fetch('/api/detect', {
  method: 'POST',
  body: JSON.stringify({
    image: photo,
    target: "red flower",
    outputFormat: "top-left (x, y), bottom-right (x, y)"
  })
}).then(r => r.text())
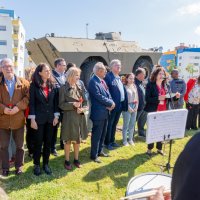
top-left (7, 104), bottom-right (13, 109)
top-left (79, 97), bottom-right (83, 103)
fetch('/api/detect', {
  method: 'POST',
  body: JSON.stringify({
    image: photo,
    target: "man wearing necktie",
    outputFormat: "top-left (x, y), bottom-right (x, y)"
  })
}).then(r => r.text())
top-left (88, 62), bottom-right (115, 163)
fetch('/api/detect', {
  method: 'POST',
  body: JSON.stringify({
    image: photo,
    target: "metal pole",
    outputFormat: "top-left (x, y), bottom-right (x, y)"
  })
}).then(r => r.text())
top-left (86, 23), bottom-right (89, 39)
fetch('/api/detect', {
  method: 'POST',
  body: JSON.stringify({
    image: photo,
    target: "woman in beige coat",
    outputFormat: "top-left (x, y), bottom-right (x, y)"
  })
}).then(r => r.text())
top-left (59, 67), bottom-right (88, 170)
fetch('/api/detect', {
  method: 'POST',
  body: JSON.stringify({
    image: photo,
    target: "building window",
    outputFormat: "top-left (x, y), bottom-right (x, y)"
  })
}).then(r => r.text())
top-left (0, 25), bottom-right (6, 31)
top-left (13, 30), bottom-right (19, 34)
top-left (194, 63), bottom-right (199, 66)
top-left (179, 56), bottom-right (182, 60)
top-left (194, 56), bottom-right (200, 59)
top-left (0, 40), bottom-right (7, 45)
top-left (14, 56), bottom-right (18, 62)
top-left (179, 63), bottom-right (181, 66)
top-left (0, 54), bottom-right (7, 59)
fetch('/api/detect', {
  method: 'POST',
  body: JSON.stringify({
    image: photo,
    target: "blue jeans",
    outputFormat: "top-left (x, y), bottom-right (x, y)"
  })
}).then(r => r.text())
top-left (122, 103), bottom-right (137, 143)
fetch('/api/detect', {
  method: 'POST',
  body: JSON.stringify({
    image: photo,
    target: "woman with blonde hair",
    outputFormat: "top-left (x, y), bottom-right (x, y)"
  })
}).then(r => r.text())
top-left (59, 67), bottom-right (88, 170)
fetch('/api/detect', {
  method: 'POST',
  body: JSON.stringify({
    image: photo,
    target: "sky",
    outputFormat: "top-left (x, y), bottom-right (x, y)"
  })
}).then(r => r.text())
top-left (1, 0), bottom-right (200, 51)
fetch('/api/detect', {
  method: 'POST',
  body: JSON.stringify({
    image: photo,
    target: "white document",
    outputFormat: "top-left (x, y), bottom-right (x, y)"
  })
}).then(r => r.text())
top-left (146, 109), bottom-right (188, 144)
top-left (165, 93), bottom-right (176, 98)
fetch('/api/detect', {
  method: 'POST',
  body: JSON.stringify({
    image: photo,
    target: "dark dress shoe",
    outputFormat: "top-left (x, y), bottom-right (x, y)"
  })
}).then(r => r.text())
top-left (64, 161), bottom-right (72, 170)
top-left (33, 165), bottom-right (41, 176)
top-left (43, 164), bottom-right (52, 175)
top-left (98, 152), bottom-right (110, 157)
top-left (73, 160), bottom-right (82, 168)
top-left (111, 142), bottom-right (120, 148)
top-left (92, 157), bottom-right (102, 163)
top-left (15, 168), bottom-right (23, 175)
top-left (51, 150), bottom-right (58, 157)
top-left (2, 170), bottom-right (9, 177)
top-left (106, 144), bottom-right (114, 150)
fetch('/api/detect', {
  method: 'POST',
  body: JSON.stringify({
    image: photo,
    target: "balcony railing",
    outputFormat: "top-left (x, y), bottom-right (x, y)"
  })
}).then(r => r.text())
top-left (12, 19), bottom-right (20, 26)
top-left (12, 34), bottom-right (19, 40)
top-left (13, 47), bottom-right (18, 54)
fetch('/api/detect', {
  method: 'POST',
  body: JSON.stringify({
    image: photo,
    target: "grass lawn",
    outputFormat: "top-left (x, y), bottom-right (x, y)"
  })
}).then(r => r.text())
top-left (0, 119), bottom-right (197, 200)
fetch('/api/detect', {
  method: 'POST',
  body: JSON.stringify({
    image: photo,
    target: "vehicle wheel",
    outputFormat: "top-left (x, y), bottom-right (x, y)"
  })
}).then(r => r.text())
top-left (80, 60), bottom-right (97, 88)
top-left (133, 58), bottom-right (153, 79)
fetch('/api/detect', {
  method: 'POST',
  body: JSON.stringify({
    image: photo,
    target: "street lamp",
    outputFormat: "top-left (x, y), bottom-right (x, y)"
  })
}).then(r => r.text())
top-left (86, 23), bottom-right (89, 39)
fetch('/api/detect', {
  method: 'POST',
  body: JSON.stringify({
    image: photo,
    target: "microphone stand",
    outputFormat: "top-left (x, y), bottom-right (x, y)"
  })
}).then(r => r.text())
top-left (161, 82), bottom-right (175, 173)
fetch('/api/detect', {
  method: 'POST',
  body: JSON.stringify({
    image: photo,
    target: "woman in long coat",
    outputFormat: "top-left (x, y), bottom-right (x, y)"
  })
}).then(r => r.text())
top-left (59, 67), bottom-right (88, 170)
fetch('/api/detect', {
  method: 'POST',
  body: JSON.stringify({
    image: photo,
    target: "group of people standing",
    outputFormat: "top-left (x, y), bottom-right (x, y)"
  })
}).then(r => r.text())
top-left (0, 56), bottom-right (199, 177)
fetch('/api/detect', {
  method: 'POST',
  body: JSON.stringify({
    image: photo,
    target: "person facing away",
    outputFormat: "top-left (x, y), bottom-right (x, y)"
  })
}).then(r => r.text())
top-left (88, 62), bottom-right (115, 163)
top-left (169, 69), bottom-right (186, 109)
top-left (135, 68), bottom-right (147, 137)
top-left (59, 67), bottom-right (88, 170)
top-left (51, 58), bottom-right (67, 152)
top-left (122, 73), bottom-right (138, 146)
top-left (0, 58), bottom-right (29, 177)
top-left (29, 63), bottom-right (59, 176)
top-left (104, 59), bottom-right (128, 150)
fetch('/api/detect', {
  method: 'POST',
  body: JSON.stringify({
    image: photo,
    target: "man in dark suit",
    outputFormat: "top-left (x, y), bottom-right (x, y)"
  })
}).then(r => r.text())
top-left (104, 59), bottom-right (128, 150)
top-left (88, 62), bottom-right (115, 163)
top-left (135, 68), bottom-right (147, 137)
top-left (51, 58), bottom-right (67, 154)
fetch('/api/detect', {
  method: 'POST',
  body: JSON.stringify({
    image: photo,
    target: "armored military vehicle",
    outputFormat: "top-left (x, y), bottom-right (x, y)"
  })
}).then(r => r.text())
top-left (26, 32), bottom-right (161, 87)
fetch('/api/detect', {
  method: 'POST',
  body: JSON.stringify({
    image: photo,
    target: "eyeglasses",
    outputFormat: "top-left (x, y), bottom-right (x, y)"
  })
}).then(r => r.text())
top-left (2, 65), bottom-right (13, 69)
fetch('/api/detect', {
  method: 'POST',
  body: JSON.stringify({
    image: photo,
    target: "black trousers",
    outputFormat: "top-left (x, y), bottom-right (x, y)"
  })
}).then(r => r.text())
top-left (105, 108), bottom-right (121, 146)
top-left (136, 110), bottom-right (147, 136)
top-left (91, 119), bottom-right (108, 159)
top-left (33, 123), bottom-right (53, 165)
top-left (186, 103), bottom-right (199, 129)
top-left (26, 119), bottom-right (36, 155)
top-left (148, 142), bottom-right (162, 150)
top-left (51, 123), bottom-right (59, 152)
top-left (198, 104), bottom-right (200, 128)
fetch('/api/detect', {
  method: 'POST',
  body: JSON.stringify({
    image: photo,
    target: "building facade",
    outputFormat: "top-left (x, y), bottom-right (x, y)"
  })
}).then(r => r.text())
top-left (0, 8), bottom-right (25, 77)
top-left (177, 48), bottom-right (200, 81)
top-left (160, 45), bottom-right (200, 81)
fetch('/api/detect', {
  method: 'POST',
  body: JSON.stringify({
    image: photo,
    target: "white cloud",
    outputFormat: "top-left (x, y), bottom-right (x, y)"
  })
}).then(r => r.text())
top-left (194, 26), bottom-right (200, 35)
top-left (177, 2), bottom-right (200, 16)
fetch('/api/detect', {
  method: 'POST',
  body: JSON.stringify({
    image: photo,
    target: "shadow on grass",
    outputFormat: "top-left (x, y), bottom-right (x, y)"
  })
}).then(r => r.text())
top-left (83, 153), bottom-right (149, 189)
top-left (1, 145), bottom-right (91, 194)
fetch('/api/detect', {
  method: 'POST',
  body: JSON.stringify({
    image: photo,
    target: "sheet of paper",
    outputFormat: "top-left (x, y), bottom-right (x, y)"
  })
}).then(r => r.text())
top-left (165, 93), bottom-right (176, 98)
top-left (146, 109), bottom-right (188, 144)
